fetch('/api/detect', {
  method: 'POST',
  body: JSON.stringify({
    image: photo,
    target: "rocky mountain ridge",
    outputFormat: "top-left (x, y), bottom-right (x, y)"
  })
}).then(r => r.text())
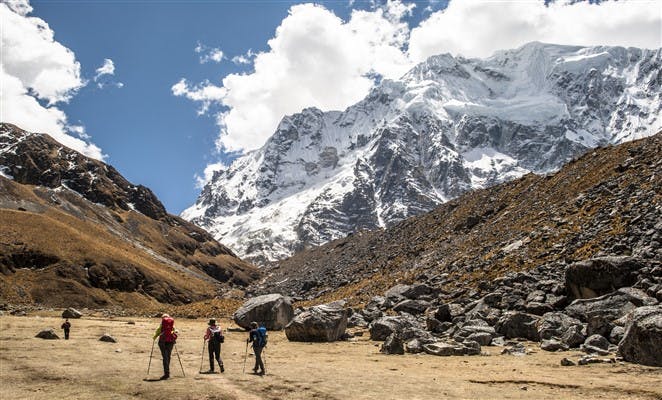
top-left (253, 131), bottom-right (661, 304)
top-left (183, 42), bottom-right (661, 263)
top-left (0, 123), bottom-right (259, 309)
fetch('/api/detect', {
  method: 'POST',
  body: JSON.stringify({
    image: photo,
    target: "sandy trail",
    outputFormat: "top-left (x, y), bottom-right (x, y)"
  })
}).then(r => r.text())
top-left (0, 314), bottom-right (660, 400)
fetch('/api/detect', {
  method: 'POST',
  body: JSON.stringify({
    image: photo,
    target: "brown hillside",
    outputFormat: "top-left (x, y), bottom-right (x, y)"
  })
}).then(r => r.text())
top-left (257, 132), bottom-right (661, 305)
top-left (0, 123), bottom-right (259, 310)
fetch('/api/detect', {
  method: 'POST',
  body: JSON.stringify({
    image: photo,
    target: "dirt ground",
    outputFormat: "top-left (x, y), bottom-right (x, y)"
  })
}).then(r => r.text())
top-left (1, 314), bottom-right (660, 400)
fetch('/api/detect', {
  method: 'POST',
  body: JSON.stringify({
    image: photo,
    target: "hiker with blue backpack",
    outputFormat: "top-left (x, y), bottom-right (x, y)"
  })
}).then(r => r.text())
top-left (247, 321), bottom-right (267, 375)
top-left (203, 318), bottom-right (225, 373)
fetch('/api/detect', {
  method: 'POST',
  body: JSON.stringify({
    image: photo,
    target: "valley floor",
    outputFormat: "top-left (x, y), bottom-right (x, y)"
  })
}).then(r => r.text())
top-left (1, 314), bottom-right (660, 400)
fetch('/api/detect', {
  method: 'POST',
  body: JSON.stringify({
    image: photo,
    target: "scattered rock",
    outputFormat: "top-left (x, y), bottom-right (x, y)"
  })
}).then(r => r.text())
top-left (380, 333), bottom-right (405, 355)
top-left (584, 334), bottom-right (610, 350)
top-left (62, 308), bottom-right (83, 319)
top-left (369, 315), bottom-right (417, 341)
top-left (99, 334), bottom-right (117, 343)
top-left (560, 357), bottom-right (575, 366)
top-left (565, 256), bottom-right (644, 299)
top-left (540, 339), bottom-right (569, 352)
top-left (35, 329), bottom-right (59, 339)
top-left (495, 312), bottom-right (540, 341)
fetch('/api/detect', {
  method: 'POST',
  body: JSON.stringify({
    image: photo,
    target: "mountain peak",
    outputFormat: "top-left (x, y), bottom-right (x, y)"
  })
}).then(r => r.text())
top-left (184, 43), bottom-right (661, 264)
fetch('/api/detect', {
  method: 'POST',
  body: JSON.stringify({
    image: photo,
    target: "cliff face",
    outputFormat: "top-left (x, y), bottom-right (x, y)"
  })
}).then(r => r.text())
top-left (183, 43), bottom-right (661, 263)
top-left (0, 123), bottom-right (259, 308)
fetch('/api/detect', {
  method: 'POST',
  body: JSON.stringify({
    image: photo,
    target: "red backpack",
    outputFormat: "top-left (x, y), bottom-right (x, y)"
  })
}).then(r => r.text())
top-left (161, 317), bottom-right (177, 342)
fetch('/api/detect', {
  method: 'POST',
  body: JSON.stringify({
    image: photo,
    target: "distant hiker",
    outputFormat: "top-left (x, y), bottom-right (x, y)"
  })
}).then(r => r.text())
top-left (247, 321), bottom-right (267, 375)
top-left (204, 318), bottom-right (225, 373)
top-left (61, 319), bottom-right (71, 340)
top-left (153, 313), bottom-right (177, 380)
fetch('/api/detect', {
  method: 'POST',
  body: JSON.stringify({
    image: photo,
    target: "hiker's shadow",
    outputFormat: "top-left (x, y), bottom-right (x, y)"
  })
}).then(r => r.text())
top-left (142, 378), bottom-right (163, 382)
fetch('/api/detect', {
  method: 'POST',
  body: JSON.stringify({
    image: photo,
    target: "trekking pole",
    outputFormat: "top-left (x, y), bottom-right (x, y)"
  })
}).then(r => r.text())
top-left (147, 339), bottom-right (155, 375)
top-left (199, 339), bottom-right (206, 373)
top-left (174, 343), bottom-right (186, 377)
top-left (242, 341), bottom-right (249, 374)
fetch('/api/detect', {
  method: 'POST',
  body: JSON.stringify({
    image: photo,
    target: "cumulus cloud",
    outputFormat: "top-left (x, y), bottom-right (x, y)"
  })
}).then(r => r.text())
top-left (195, 42), bottom-right (225, 63)
top-left (0, 1), bottom-right (104, 159)
top-left (173, 1), bottom-right (414, 153)
top-left (409, 0), bottom-right (662, 61)
top-left (175, 0), bottom-right (661, 160)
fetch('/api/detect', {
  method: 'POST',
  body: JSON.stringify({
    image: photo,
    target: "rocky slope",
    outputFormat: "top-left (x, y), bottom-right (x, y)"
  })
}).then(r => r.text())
top-left (252, 131), bottom-right (661, 304)
top-left (183, 42), bottom-right (661, 263)
top-left (0, 123), bottom-right (259, 309)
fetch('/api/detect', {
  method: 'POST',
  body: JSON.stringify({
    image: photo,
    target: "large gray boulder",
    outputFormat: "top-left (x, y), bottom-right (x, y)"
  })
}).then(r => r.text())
top-left (233, 294), bottom-right (294, 330)
top-left (62, 308), bottom-right (82, 319)
top-left (565, 256), bottom-right (644, 299)
top-left (495, 312), bottom-right (540, 341)
top-left (536, 312), bottom-right (583, 341)
top-left (618, 305), bottom-right (662, 367)
top-left (565, 288), bottom-right (656, 322)
top-left (284, 301), bottom-right (349, 342)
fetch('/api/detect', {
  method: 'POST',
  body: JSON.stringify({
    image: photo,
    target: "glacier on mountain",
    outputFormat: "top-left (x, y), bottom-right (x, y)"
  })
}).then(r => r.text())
top-left (182, 42), bottom-right (661, 263)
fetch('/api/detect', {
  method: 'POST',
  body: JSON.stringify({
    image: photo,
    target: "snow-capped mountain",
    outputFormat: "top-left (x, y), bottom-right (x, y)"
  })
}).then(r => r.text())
top-left (182, 42), bottom-right (661, 263)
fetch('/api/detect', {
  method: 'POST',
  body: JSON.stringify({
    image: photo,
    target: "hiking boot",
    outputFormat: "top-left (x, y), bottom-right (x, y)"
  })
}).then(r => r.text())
top-left (220, 364), bottom-right (225, 373)
top-left (159, 375), bottom-right (169, 380)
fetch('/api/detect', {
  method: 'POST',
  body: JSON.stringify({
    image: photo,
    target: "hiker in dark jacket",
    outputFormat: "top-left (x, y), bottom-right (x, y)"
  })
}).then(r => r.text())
top-left (203, 318), bottom-right (224, 373)
top-left (247, 321), bottom-right (266, 375)
top-left (61, 319), bottom-right (71, 340)
top-left (153, 313), bottom-right (177, 380)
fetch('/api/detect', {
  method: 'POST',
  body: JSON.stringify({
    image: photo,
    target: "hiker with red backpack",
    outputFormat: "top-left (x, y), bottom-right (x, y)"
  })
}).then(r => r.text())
top-left (203, 318), bottom-right (225, 373)
top-left (247, 321), bottom-right (267, 375)
top-left (153, 313), bottom-right (177, 380)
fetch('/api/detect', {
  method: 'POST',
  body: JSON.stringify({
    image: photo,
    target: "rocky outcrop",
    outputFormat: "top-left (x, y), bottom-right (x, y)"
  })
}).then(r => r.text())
top-left (565, 257), bottom-right (644, 299)
top-left (284, 301), bottom-right (349, 342)
top-left (618, 306), bottom-right (662, 367)
top-left (233, 294), bottom-right (294, 330)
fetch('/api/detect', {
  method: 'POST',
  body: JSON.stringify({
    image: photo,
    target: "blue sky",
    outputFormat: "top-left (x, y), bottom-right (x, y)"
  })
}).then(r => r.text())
top-left (2, 0), bottom-right (659, 214)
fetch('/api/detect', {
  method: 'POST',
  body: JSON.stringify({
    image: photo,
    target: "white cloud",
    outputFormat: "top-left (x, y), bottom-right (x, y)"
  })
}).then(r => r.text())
top-left (173, 2), bottom-right (414, 153)
top-left (175, 0), bottom-right (661, 173)
top-left (94, 58), bottom-right (115, 80)
top-left (231, 49), bottom-right (256, 65)
top-left (409, 0), bottom-right (662, 61)
top-left (194, 162), bottom-right (226, 189)
top-left (195, 42), bottom-right (225, 63)
top-left (0, 1), bottom-right (104, 159)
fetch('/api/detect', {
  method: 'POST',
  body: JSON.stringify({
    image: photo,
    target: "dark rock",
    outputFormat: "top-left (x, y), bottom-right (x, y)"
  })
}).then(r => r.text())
top-left (285, 301), bottom-right (349, 342)
top-left (565, 256), bottom-right (645, 299)
top-left (565, 291), bottom-right (638, 322)
top-left (526, 302), bottom-right (554, 316)
top-left (560, 357), bottom-right (576, 366)
top-left (561, 325), bottom-right (586, 348)
top-left (541, 339), bottom-right (569, 352)
top-left (609, 326), bottom-right (625, 344)
top-left (584, 334), bottom-right (610, 350)
top-left (536, 312), bottom-right (583, 340)
top-left (36, 329), bottom-right (59, 339)
top-left (618, 305), bottom-right (662, 367)
top-left (369, 315), bottom-right (417, 341)
top-left (586, 315), bottom-right (614, 338)
top-left (347, 312), bottom-right (368, 328)
top-left (392, 299), bottom-right (430, 315)
top-left (233, 294), bottom-right (294, 330)
top-left (433, 303), bottom-right (464, 322)
top-left (99, 334), bottom-right (117, 343)
top-left (466, 332), bottom-right (493, 346)
top-left (496, 312), bottom-right (540, 341)
top-left (381, 333), bottom-right (405, 355)
top-left (62, 308), bottom-right (82, 319)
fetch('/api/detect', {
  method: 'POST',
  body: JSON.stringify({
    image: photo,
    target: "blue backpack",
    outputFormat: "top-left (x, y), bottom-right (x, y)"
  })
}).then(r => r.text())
top-left (257, 326), bottom-right (268, 347)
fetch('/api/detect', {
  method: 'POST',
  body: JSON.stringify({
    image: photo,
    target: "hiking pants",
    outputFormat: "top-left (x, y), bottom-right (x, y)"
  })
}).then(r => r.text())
top-left (253, 346), bottom-right (265, 372)
top-left (158, 340), bottom-right (174, 376)
top-left (208, 341), bottom-right (223, 371)
top-left (64, 329), bottom-right (70, 340)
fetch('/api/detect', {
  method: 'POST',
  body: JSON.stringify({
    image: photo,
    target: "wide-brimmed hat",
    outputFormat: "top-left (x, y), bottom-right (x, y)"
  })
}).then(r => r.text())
top-left (208, 318), bottom-right (216, 325)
